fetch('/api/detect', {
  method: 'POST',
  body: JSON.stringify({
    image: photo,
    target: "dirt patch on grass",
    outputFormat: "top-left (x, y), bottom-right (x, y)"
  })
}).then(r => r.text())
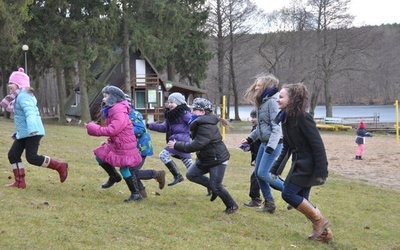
top-left (224, 132), bottom-right (400, 190)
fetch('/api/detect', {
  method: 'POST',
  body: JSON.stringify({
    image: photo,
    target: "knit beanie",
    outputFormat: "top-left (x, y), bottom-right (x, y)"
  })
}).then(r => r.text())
top-left (190, 98), bottom-right (213, 112)
top-left (168, 92), bottom-right (186, 105)
top-left (9, 68), bottom-right (30, 89)
top-left (358, 121), bottom-right (366, 129)
top-left (102, 85), bottom-right (126, 107)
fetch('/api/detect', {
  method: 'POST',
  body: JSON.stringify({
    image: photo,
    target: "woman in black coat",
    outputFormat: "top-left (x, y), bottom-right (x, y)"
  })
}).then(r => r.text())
top-left (270, 83), bottom-right (333, 243)
top-left (168, 98), bottom-right (238, 214)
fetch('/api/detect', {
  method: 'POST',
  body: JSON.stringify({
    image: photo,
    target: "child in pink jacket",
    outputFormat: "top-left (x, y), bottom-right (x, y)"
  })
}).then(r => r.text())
top-left (86, 86), bottom-right (142, 202)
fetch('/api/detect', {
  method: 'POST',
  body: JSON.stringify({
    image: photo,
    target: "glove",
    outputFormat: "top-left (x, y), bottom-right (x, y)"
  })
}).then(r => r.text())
top-left (265, 146), bottom-right (274, 154)
top-left (239, 144), bottom-right (250, 152)
top-left (316, 177), bottom-right (326, 185)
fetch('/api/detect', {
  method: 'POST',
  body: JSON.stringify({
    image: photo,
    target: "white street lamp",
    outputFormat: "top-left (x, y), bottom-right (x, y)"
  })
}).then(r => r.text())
top-left (22, 44), bottom-right (29, 74)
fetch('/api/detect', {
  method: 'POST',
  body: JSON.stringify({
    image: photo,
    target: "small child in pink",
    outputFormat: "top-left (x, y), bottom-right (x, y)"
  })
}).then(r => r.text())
top-left (355, 122), bottom-right (372, 160)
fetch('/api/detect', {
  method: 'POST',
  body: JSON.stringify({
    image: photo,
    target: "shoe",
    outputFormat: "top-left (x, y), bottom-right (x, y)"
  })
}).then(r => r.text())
top-left (139, 188), bottom-right (148, 198)
top-left (257, 199), bottom-right (276, 214)
top-left (244, 199), bottom-right (261, 207)
top-left (287, 204), bottom-right (294, 210)
top-left (155, 170), bottom-right (166, 189)
top-left (224, 205), bottom-right (239, 214)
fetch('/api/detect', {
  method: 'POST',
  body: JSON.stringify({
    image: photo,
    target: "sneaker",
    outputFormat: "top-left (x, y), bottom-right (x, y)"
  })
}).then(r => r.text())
top-left (244, 199), bottom-right (261, 207)
top-left (224, 205), bottom-right (239, 214)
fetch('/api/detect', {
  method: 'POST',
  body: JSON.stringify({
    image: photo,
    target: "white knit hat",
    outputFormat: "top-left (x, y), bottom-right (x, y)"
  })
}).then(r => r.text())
top-left (168, 92), bottom-right (186, 105)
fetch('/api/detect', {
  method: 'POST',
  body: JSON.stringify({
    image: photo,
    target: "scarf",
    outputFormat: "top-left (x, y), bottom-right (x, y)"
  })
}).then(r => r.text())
top-left (164, 104), bottom-right (191, 123)
top-left (189, 114), bottom-right (203, 125)
top-left (261, 86), bottom-right (278, 100)
top-left (0, 90), bottom-right (20, 112)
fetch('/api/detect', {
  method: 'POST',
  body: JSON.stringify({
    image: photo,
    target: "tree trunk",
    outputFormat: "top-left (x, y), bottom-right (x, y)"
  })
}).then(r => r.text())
top-left (55, 55), bottom-right (67, 125)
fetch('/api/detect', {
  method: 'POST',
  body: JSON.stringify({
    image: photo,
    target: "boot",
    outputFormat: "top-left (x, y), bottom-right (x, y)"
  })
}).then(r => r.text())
top-left (296, 199), bottom-right (330, 240)
top-left (43, 156), bottom-right (68, 183)
top-left (123, 175), bottom-right (142, 202)
top-left (4, 163), bottom-right (26, 189)
top-left (244, 198), bottom-right (262, 207)
top-left (99, 163), bottom-right (122, 188)
top-left (257, 199), bottom-right (276, 213)
top-left (155, 170), bottom-right (166, 189)
top-left (315, 227), bottom-right (334, 243)
top-left (224, 204), bottom-right (239, 214)
top-left (139, 187), bottom-right (148, 198)
top-left (165, 161), bottom-right (184, 186)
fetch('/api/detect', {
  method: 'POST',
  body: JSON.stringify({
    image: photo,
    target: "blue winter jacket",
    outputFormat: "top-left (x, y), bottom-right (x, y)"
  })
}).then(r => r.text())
top-left (14, 89), bottom-right (45, 139)
top-left (128, 108), bottom-right (153, 157)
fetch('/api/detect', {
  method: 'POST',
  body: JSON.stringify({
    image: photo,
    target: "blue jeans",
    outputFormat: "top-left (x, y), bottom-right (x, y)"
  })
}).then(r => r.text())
top-left (186, 162), bottom-right (237, 208)
top-left (281, 182), bottom-right (311, 208)
top-left (254, 142), bottom-right (283, 200)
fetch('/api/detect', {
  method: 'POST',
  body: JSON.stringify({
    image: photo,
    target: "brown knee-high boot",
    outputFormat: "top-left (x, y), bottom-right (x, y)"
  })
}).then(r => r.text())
top-left (42, 156), bottom-right (68, 183)
top-left (296, 198), bottom-right (330, 240)
top-left (315, 227), bottom-right (334, 243)
top-left (4, 163), bottom-right (26, 189)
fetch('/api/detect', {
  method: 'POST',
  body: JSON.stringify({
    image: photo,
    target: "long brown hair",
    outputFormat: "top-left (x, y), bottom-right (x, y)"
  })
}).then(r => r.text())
top-left (281, 83), bottom-right (309, 124)
top-left (244, 74), bottom-right (279, 108)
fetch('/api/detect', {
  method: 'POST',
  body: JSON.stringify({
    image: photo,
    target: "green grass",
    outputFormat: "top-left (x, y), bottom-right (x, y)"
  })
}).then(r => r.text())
top-left (0, 119), bottom-right (399, 250)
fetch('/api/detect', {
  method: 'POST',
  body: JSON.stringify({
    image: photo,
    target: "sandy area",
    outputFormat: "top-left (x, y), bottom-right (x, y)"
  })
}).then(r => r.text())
top-left (224, 133), bottom-right (400, 190)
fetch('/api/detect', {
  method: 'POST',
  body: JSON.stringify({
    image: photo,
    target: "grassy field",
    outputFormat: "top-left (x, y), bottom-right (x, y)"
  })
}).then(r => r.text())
top-left (0, 118), bottom-right (399, 250)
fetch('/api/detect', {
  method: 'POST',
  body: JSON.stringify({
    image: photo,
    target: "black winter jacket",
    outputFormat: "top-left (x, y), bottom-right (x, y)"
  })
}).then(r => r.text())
top-left (174, 113), bottom-right (230, 170)
top-left (271, 112), bottom-right (328, 187)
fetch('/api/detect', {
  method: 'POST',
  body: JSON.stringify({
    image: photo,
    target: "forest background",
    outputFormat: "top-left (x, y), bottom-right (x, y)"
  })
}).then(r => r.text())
top-left (1, 0), bottom-right (399, 123)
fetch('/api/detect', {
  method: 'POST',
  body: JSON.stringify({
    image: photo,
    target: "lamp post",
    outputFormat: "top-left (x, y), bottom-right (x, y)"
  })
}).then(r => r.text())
top-left (22, 44), bottom-right (29, 74)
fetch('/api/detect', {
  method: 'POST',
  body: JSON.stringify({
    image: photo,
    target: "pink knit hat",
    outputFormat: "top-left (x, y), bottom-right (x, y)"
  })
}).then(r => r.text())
top-left (9, 68), bottom-right (30, 89)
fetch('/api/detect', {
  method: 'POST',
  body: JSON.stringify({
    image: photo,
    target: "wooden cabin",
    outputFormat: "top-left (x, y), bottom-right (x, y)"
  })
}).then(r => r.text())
top-left (65, 49), bottom-right (206, 123)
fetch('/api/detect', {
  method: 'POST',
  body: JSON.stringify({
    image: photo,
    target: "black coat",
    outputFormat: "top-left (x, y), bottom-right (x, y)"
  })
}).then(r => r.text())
top-left (271, 112), bottom-right (328, 187)
top-left (174, 113), bottom-right (230, 170)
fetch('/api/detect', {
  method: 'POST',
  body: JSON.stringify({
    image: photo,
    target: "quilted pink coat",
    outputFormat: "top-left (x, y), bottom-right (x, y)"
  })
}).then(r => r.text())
top-left (86, 100), bottom-right (142, 168)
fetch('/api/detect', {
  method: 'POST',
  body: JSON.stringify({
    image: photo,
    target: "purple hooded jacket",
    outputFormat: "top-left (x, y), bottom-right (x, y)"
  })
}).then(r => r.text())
top-left (148, 105), bottom-right (191, 159)
top-left (86, 100), bottom-right (142, 168)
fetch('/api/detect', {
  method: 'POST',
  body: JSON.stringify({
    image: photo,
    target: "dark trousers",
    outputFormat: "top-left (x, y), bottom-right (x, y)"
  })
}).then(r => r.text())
top-left (8, 135), bottom-right (45, 166)
top-left (249, 171), bottom-right (261, 200)
top-left (281, 182), bottom-right (311, 208)
top-left (186, 163), bottom-right (237, 208)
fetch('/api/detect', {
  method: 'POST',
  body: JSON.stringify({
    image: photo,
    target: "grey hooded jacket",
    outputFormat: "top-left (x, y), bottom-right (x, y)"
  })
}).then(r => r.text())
top-left (248, 92), bottom-right (282, 151)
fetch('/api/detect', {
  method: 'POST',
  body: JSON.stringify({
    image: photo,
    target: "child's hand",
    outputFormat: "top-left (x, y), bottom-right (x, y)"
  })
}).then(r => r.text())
top-left (167, 140), bottom-right (176, 149)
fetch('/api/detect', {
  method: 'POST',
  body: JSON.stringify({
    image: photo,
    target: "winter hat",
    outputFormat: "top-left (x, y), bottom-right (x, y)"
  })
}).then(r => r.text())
top-left (250, 109), bottom-right (257, 118)
top-left (102, 85), bottom-right (126, 107)
top-left (358, 121), bottom-right (366, 129)
top-left (190, 98), bottom-right (213, 112)
top-left (9, 68), bottom-right (30, 89)
top-left (124, 94), bottom-right (133, 106)
top-left (168, 92), bottom-right (186, 105)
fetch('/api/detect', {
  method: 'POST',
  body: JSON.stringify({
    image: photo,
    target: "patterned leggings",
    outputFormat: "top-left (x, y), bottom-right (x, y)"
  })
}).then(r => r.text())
top-left (159, 149), bottom-right (192, 169)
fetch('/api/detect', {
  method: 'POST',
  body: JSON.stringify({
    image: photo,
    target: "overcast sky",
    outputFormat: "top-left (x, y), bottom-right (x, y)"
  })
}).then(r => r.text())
top-left (254, 0), bottom-right (400, 27)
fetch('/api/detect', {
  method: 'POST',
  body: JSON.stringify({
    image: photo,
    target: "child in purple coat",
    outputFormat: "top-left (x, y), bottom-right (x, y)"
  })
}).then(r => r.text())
top-left (147, 92), bottom-right (192, 186)
top-left (86, 86), bottom-right (143, 202)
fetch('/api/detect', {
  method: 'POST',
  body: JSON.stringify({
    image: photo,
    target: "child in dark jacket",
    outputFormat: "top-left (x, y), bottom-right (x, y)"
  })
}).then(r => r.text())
top-left (168, 98), bottom-right (239, 214)
top-left (242, 109), bottom-right (262, 207)
top-left (355, 121), bottom-right (372, 160)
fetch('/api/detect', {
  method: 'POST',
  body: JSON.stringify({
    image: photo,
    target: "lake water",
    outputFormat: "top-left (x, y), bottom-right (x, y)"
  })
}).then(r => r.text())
top-left (226, 105), bottom-right (398, 123)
